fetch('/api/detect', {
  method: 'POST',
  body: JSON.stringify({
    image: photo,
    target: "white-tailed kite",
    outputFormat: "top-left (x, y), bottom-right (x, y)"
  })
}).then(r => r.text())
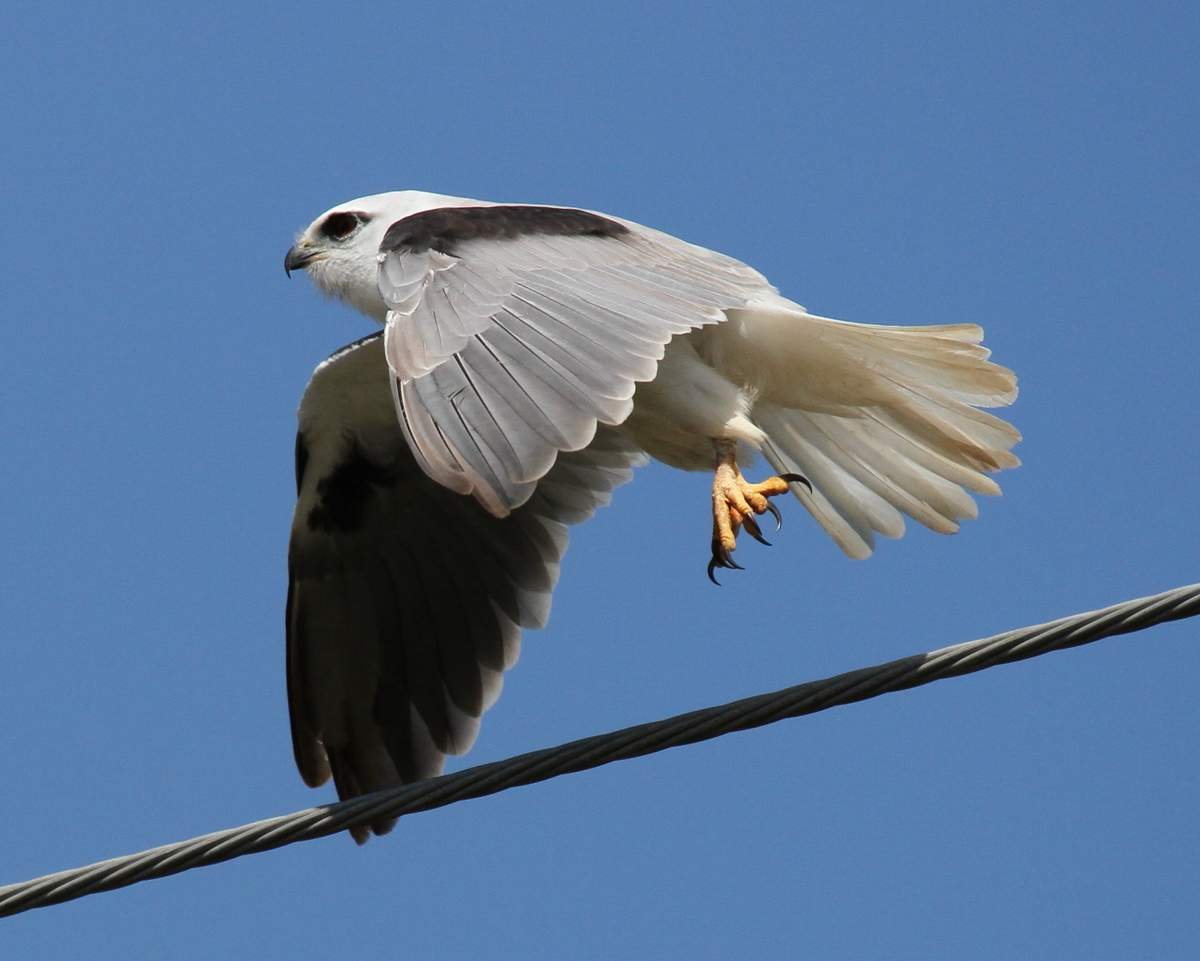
top-left (284, 191), bottom-right (1019, 840)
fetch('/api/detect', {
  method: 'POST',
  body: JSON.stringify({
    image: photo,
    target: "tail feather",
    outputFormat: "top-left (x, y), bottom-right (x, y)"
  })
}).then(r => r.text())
top-left (858, 407), bottom-right (1002, 496)
top-left (878, 344), bottom-right (1015, 408)
top-left (887, 389), bottom-right (1021, 472)
top-left (760, 434), bottom-right (878, 559)
top-left (806, 409), bottom-right (978, 528)
top-left (819, 317), bottom-right (1019, 409)
top-left (727, 306), bottom-right (1020, 558)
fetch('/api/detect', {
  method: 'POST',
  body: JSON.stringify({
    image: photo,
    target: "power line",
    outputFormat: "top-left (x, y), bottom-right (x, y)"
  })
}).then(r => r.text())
top-left (2, 581), bottom-right (1197, 919)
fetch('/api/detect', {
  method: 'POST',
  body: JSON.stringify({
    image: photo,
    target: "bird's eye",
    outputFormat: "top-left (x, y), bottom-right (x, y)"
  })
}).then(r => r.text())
top-left (320, 212), bottom-right (363, 241)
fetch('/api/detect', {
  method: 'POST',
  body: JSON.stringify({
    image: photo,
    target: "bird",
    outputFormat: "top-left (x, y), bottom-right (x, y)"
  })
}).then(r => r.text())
top-left (283, 190), bottom-right (1020, 840)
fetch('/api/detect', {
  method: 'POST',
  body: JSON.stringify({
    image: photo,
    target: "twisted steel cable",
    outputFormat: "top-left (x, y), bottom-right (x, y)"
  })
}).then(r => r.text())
top-left (2, 581), bottom-right (1197, 919)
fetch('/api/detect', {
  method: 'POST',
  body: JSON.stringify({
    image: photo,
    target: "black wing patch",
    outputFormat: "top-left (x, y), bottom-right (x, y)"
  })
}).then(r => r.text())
top-left (304, 441), bottom-right (398, 534)
top-left (380, 205), bottom-right (629, 256)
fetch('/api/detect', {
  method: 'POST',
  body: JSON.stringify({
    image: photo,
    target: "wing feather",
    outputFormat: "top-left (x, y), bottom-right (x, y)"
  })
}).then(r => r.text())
top-left (287, 333), bottom-right (644, 839)
top-left (378, 206), bottom-right (773, 515)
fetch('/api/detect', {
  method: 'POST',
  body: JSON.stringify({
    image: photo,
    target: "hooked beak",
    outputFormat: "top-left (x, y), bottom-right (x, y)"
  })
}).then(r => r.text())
top-left (284, 243), bottom-right (320, 276)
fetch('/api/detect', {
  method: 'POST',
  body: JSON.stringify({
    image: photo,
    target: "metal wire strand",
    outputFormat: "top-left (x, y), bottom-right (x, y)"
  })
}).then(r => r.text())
top-left (2, 581), bottom-right (1197, 919)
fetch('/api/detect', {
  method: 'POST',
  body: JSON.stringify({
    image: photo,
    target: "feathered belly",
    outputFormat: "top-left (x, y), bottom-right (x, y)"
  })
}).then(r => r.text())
top-left (623, 331), bottom-right (766, 472)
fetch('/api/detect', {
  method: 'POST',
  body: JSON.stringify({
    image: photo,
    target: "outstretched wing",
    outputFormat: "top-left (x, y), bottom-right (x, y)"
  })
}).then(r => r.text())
top-left (287, 332), bottom-right (645, 841)
top-left (377, 205), bottom-right (771, 517)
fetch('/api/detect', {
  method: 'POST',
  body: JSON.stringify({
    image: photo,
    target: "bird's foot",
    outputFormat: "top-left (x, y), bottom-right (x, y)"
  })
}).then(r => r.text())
top-left (707, 444), bottom-right (809, 584)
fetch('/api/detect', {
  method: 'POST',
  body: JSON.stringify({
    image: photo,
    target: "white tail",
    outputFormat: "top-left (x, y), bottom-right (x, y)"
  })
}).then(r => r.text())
top-left (712, 305), bottom-right (1020, 559)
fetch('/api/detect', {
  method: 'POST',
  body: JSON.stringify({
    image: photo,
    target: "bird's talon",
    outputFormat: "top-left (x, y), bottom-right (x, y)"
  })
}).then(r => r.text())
top-left (707, 444), bottom-right (800, 580)
top-left (706, 540), bottom-right (745, 585)
top-left (743, 515), bottom-right (771, 546)
top-left (780, 472), bottom-right (813, 494)
top-left (706, 559), bottom-right (722, 585)
top-left (764, 500), bottom-right (783, 532)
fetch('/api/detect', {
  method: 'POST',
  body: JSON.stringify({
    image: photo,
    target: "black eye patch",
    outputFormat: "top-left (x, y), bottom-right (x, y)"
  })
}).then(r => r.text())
top-left (319, 211), bottom-right (367, 240)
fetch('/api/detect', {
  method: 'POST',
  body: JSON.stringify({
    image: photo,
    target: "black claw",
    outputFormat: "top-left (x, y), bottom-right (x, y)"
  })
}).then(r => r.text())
top-left (742, 514), bottom-right (772, 547)
top-left (764, 500), bottom-right (783, 532)
top-left (707, 559), bottom-right (722, 585)
top-left (780, 472), bottom-right (813, 494)
top-left (706, 541), bottom-right (744, 585)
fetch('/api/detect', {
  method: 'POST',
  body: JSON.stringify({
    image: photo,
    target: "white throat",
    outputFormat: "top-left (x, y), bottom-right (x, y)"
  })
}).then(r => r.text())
top-left (308, 253), bottom-right (389, 323)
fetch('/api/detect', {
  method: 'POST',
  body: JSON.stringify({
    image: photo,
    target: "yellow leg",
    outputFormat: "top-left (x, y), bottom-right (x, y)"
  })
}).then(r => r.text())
top-left (708, 440), bottom-right (809, 584)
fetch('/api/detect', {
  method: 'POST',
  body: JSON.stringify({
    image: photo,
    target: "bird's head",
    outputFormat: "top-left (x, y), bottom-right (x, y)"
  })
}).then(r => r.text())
top-left (285, 194), bottom-right (406, 322)
top-left (285, 191), bottom-right (450, 322)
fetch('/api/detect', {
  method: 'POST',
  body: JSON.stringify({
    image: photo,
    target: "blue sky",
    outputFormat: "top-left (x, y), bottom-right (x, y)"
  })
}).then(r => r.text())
top-left (2, 1), bottom-right (1197, 957)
